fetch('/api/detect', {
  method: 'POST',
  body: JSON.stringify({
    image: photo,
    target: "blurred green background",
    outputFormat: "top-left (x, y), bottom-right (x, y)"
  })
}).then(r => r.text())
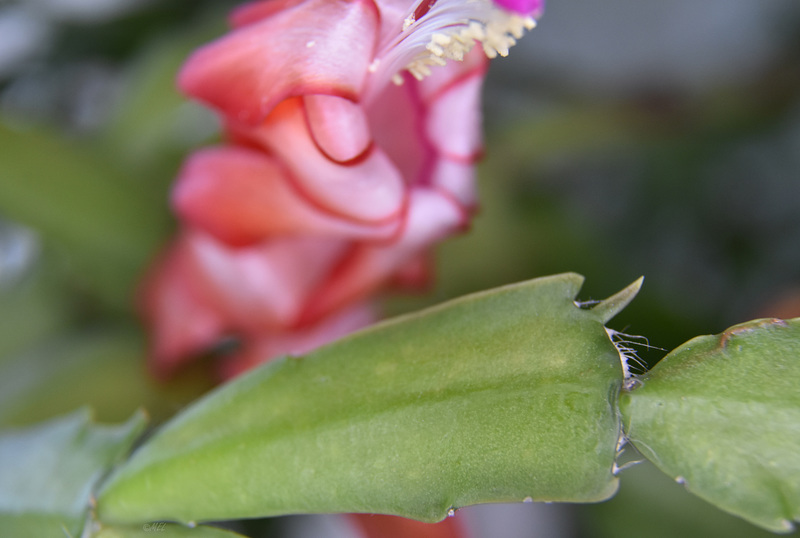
top-left (0, 0), bottom-right (799, 536)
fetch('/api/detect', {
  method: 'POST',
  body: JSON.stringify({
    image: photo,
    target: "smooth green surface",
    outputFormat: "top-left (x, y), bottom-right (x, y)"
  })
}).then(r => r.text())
top-left (0, 408), bottom-right (146, 537)
top-left (93, 522), bottom-right (245, 538)
top-left (621, 317), bottom-right (800, 533)
top-left (97, 273), bottom-right (634, 525)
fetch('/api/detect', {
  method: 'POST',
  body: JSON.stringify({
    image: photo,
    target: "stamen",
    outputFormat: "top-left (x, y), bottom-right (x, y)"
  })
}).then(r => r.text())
top-left (371, 0), bottom-right (539, 91)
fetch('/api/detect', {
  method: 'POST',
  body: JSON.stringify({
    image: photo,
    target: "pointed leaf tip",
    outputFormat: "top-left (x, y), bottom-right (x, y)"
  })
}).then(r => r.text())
top-left (591, 277), bottom-right (643, 324)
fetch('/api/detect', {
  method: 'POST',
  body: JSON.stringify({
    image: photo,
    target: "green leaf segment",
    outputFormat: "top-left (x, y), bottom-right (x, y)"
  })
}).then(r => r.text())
top-left (2, 274), bottom-right (797, 535)
top-left (620, 317), bottom-right (800, 533)
top-left (96, 273), bottom-right (638, 524)
top-left (0, 408), bottom-right (145, 538)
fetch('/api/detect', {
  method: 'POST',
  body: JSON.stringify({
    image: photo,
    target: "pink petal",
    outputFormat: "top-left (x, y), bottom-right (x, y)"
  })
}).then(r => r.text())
top-left (429, 158), bottom-right (479, 211)
top-left (218, 302), bottom-right (377, 379)
top-left (139, 237), bottom-right (224, 379)
top-left (229, 0), bottom-right (304, 27)
top-left (173, 146), bottom-right (400, 246)
top-left (425, 70), bottom-right (484, 160)
top-left (300, 188), bottom-right (467, 323)
top-left (349, 513), bottom-right (467, 538)
top-left (386, 253), bottom-right (434, 291)
top-left (416, 47), bottom-right (488, 105)
top-left (178, 0), bottom-right (379, 124)
top-left (371, 0), bottom-right (415, 42)
top-left (366, 79), bottom-right (432, 188)
top-left (304, 94), bottom-right (372, 162)
top-left (231, 99), bottom-right (407, 224)
top-left (184, 231), bottom-right (348, 332)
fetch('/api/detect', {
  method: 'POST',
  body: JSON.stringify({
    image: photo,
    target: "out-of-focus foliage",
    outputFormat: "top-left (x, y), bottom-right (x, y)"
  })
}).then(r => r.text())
top-left (0, 1), bottom-right (227, 428)
top-left (1, 0), bottom-right (799, 536)
top-left (0, 408), bottom-right (145, 538)
top-left (584, 461), bottom-right (778, 538)
top-left (0, 407), bottom-right (244, 538)
top-left (0, 120), bottom-right (171, 309)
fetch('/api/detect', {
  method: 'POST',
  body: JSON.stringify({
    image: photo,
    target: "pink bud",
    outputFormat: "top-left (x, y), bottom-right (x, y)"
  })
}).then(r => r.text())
top-left (493, 0), bottom-right (544, 15)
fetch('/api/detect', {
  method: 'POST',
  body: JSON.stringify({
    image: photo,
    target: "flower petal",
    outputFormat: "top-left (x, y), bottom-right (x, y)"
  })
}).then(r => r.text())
top-left (349, 513), bottom-right (466, 538)
top-left (416, 47), bottom-right (488, 105)
top-left (140, 236), bottom-right (224, 378)
top-left (300, 188), bottom-right (467, 323)
top-left (184, 231), bottom-right (347, 332)
top-left (232, 99), bottom-right (406, 224)
top-left (179, 0), bottom-right (379, 124)
top-left (366, 80), bottom-right (432, 188)
top-left (429, 158), bottom-right (479, 211)
top-left (425, 70), bottom-right (484, 161)
top-left (386, 253), bottom-right (435, 291)
top-left (229, 0), bottom-right (304, 27)
top-left (304, 94), bottom-right (372, 162)
top-left (173, 146), bottom-right (400, 246)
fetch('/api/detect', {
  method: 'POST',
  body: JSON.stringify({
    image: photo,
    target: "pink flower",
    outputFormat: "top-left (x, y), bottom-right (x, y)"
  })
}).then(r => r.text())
top-left (174, 0), bottom-right (544, 244)
top-left (142, 0), bottom-right (542, 379)
top-left (179, 0), bottom-right (542, 125)
top-left (141, 230), bottom-right (378, 378)
top-left (140, 1), bottom-right (543, 535)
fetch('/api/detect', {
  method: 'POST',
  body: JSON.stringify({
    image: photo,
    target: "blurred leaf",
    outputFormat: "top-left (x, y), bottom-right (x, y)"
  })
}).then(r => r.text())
top-left (103, 23), bottom-right (223, 175)
top-left (581, 460), bottom-right (776, 538)
top-left (0, 326), bottom-right (215, 428)
top-left (620, 317), bottom-right (800, 532)
top-left (97, 274), bottom-right (634, 525)
top-left (0, 409), bottom-right (146, 538)
top-left (0, 122), bottom-right (173, 311)
top-left (0, 264), bottom-right (73, 363)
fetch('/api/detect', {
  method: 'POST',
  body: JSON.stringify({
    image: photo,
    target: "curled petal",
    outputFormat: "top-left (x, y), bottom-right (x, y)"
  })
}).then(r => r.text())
top-left (300, 188), bottom-right (467, 323)
top-left (233, 99), bottom-right (406, 224)
top-left (173, 146), bottom-right (400, 246)
top-left (218, 302), bottom-right (377, 379)
top-left (179, 0), bottom-right (379, 124)
top-left (184, 232), bottom-right (347, 332)
top-left (304, 94), bottom-right (372, 162)
top-left (366, 80), bottom-right (432, 188)
top-left (140, 237), bottom-right (224, 378)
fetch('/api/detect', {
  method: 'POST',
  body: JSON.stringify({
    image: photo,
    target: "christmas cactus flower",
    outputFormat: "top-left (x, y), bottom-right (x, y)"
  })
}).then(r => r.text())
top-left (141, 231), bottom-right (378, 378)
top-left (175, 0), bottom-right (545, 244)
top-left (179, 0), bottom-right (543, 123)
top-left (142, 0), bottom-right (544, 380)
top-left (131, 2), bottom-right (548, 535)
